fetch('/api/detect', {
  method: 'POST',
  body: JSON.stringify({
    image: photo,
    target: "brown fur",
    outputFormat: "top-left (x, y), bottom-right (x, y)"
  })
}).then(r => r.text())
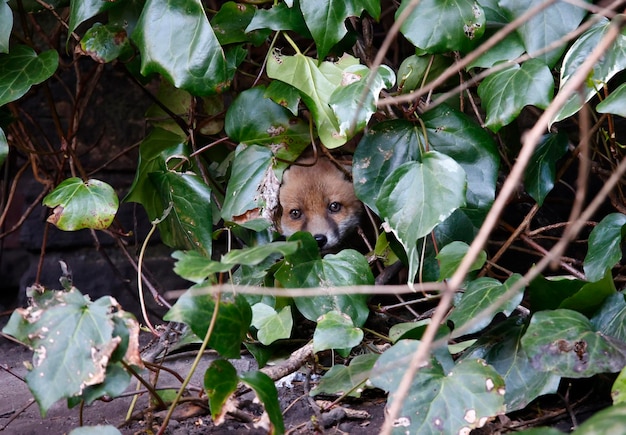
top-left (278, 155), bottom-right (362, 252)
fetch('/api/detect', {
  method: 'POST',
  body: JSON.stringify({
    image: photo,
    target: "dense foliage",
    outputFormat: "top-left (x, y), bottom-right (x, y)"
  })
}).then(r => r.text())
top-left (2, 0), bottom-right (626, 433)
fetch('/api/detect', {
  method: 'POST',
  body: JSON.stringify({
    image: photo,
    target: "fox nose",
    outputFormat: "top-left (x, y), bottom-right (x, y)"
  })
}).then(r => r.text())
top-left (314, 234), bottom-right (328, 248)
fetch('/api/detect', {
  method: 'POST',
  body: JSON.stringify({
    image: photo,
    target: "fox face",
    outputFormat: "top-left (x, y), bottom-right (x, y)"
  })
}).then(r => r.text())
top-left (278, 155), bottom-right (363, 252)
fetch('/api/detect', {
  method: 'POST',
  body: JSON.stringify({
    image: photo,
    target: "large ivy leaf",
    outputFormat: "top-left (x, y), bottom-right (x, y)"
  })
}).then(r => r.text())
top-left (221, 144), bottom-right (273, 226)
top-left (267, 52), bottom-right (364, 148)
top-left (370, 340), bottom-right (506, 434)
top-left (558, 269), bottom-right (616, 316)
top-left (310, 353), bottom-right (379, 398)
top-left (132, 0), bottom-right (233, 95)
top-left (78, 23), bottom-right (131, 64)
top-left (251, 304), bottom-right (293, 345)
top-left (149, 171), bottom-right (212, 257)
top-left (164, 290), bottom-right (252, 359)
top-left (43, 178), bottom-right (119, 231)
top-left (462, 317), bottom-right (561, 412)
top-left (499, 0), bottom-right (589, 67)
top-left (397, 0), bottom-right (486, 53)
top-left (552, 17), bottom-right (626, 125)
top-left (376, 152), bottom-right (466, 284)
top-left (2, 288), bottom-right (139, 416)
top-left (275, 233), bottom-right (372, 327)
top-left (0, 45), bottom-right (58, 106)
top-left (0, 0), bottom-right (11, 53)
top-left (313, 310), bottom-right (364, 353)
top-left (68, 0), bottom-right (118, 36)
top-left (246, 2), bottom-right (310, 36)
top-left (299, 0), bottom-right (380, 60)
top-left (478, 59), bottom-right (554, 133)
top-left (584, 213), bottom-right (626, 282)
top-left (204, 359), bottom-right (238, 422)
top-left (124, 128), bottom-right (188, 219)
top-left (211, 1), bottom-right (269, 46)
top-left (591, 293), bottom-right (626, 343)
top-left (239, 371), bottom-right (285, 435)
top-left (597, 82), bottom-right (626, 117)
top-left (524, 132), bottom-right (569, 206)
top-left (436, 241), bottom-right (486, 281)
top-left (522, 309), bottom-right (626, 378)
top-left (466, 29), bottom-right (525, 69)
top-left (449, 274), bottom-right (525, 337)
top-left (224, 86), bottom-right (310, 162)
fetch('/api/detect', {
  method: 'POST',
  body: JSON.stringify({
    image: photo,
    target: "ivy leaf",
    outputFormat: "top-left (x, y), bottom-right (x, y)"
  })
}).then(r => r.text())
top-left (0, 128), bottom-right (7, 167)
top-left (211, 1), bottom-right (269, 46)
top-left (436, 241), bottom-right (486, 281)
top-left (43, 178), bottom-right (119, 231)
top-left (397, 0), bottom-right (485, 53)
top-left (252, 304), bottom-right (293, 345)
top-left (311, 353), bottom-right (378, 398)
top-left (204, 359), bottom-right (238, 422)
top-left (313, 310), bottom-right (364, 353)
top-left (0, 0), bottom-right (11, 54)
top-left (376, 152), bottom-right (466, 284)
top-left (299, 0), bottom-right (380, 60)
top-left (246, 2), bottom-right (310, 36)
top-left (448, 274), bottom-right (525, 337)
top-left (68, 0), bottom-right (117, 36)
top-left (164, 290), bottom-right (252, 359)
top-left (597, 82), bottom-right (626, 117)
top-left (572, 403), bottom-right (626, 434)
top-left (240, 371), bottom-right (285, 435)
top-left (478, 59), bottom-right (554, 133)
top-left (524, 132), bottom-right (569, 205)
top-left (551, 17), bottom-right (626, 125)
top-left (591, 293), bottom-right (626, 343)
top-left (462, 317), bottom-right (560, 412)
top-left (0, 45), bottom-right (58, 106)
top-left (499, 0), bottom-right (589, 67)
top-left (78, 23), bottom-right (131, 63)
top-left (149, 172), bottom-right (212, 257)
top-left (522, 309), bottom-right (626, 378)
top-left (370, 340), bottom-right (506, 434)
top-left (132, 0), bottom-right (233, 95)
top-left (584, 213), bottom-right (626, 282)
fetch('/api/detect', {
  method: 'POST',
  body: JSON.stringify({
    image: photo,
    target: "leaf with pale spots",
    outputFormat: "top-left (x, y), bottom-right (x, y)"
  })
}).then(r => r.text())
top-left (43, 177), bottom-right (118, 231)
top-left (370, 340), bottom-right (506, 434)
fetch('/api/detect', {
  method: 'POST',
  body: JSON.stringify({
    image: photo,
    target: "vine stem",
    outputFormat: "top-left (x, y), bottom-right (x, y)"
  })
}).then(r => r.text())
top-left (380, 14), bottom-right (625, 435)
top-left (157, 291), bottom-right (222, 435)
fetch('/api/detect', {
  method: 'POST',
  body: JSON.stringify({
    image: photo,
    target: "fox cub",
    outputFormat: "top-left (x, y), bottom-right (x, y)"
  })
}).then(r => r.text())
top-left (277, 154), bottom-right (363, 252)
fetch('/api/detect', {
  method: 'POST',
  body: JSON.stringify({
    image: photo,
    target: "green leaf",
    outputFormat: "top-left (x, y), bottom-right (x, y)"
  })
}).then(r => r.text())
top-left (448, 274), bottom-right (525, 337)
top-left (522, 309), bottom-right (626, 378)
top-left (79, 23), bottom-right (131, 63)
top-left (478, 59), bottom-right (554, 133)
top-left (275, 236), bottom-right (373, 327)
top-left (267, 52), bottom-right (362, 148)
top-left (0, 45), bottom-right (58, 106)
top-left (204, 359), bottom-right (238, 421)
top-left (124, 128), bottom-right (188, 218)
top-left (558, 269), bottom-right (616, 317)
top-left (0, 128), bottom-right (7, 167)
top-left (0, 0), bottom-right (11, 54)
top-left (2, 289), bottom-right (130, 416)
top-left (252, 304), bottom-right (293, 345)
top-left (69, 363), bottom-right (131, 408)
top-left (221, 144), bottom-right (273, 224)
top-left (164, 290), bottom-right (252, 359)
top-left (68, 0), bottom-right (117, 36)
top-left (584, 213), bottom-right (626, 282)
top-left (436, 241), bottom-right (486, 281)
top-left (527, 274), bottom-right (583, 312)
top-left (370, 340), bottom-right (506, 434)
top-left (551, 17), bottom-right (626, 125)
top-left (597, 82), bottom-right (626, 117)
top-left (591, 293), bottom-right (626, 343)
top-left (264, 80), bottom-right (302, 115)
top-left (499, 0), bottom-right (589, 67)
top-left (299, 0), bottom-right (380, 60)
top-left (613, 367), bottom-right (626, 405)
top-left (466, 30), bottom-right (525, 69)
top-left (246, 2), bottom-right (309, 35)
top-left (376, 152), bottom-right (467, 284)
top-left (149, 172), bottom-right (212, 257)
top-left (310, 353), bottom-right (379, 398)
top-left (462, 317), bottom-right (560, 412)
top-left (397, 0), bottom-right (486, 53)
top-left (211, 1), bottom-right (269, 46)
top-left (224, 87), bottom-right (310, 159)
top-left (313, 310), bottom-right (364, 353)
top-left (43, 178), bottom-right (119, 231)
top-left (398, 54), bottom-right (453, 93)
top-left (132, 0), bottom-right (233, 95)
top-left (240, 371), bottom-right (285, 435)
top-left (524, 132), bottom-right (569, 205)
top-left (572, 403), bottom-right (626, 434)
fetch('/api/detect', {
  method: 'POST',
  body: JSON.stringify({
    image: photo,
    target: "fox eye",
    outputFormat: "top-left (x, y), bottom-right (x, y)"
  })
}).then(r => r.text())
top-left (289, 209), bottom-right (302, 219)
top-left (328, 202), bottom-right (342, 213)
